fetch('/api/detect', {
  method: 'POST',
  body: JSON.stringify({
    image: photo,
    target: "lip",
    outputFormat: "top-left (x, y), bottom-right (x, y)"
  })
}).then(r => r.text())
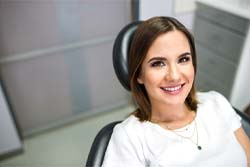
top-left (160, 83), bottom-right (185, 95)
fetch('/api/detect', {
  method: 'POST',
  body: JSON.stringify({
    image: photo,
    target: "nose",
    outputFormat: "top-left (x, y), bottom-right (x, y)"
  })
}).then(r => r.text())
top-left (166, 64), bottom-right (181, 82)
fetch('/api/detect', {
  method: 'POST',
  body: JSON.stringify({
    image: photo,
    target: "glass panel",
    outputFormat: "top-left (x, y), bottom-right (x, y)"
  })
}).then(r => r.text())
top-left (0, 0), bottom-right (131, 135)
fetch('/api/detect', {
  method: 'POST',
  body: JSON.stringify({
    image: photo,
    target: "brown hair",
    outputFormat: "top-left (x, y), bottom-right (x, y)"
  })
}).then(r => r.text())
top-left (128, 16), bottom-right (198, 121)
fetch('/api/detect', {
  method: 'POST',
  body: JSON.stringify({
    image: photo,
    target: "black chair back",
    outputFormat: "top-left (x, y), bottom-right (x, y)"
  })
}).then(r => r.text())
top-left (85, 21), bottom-right (141, 167)
top-left (86, 121), bottom-right (121, 167)
top-left (113, 21), bottom-right (142, 91)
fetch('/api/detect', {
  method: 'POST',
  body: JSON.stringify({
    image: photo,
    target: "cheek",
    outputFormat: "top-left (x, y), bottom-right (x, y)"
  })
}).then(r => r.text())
top-left (186, 66), bottom-right (195, 82)
top-left (145, 70), bottom-right (164, 83)
top-left (140, 71), bottom-right (163, 89)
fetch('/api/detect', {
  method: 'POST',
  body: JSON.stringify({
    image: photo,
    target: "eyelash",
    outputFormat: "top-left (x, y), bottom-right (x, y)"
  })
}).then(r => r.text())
top-left (150, 61), bottom-right (165, 67)
top-left (150, 56), bottom-right (191, 67)
top-left (179, 56), bottom-right (190, 63)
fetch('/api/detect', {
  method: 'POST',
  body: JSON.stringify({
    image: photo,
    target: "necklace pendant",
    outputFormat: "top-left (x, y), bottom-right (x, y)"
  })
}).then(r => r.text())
top-left (197, 146), bottom-right (202, 150)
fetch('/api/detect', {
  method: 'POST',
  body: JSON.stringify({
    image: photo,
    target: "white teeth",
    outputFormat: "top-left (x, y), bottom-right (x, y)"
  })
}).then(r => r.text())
top-left (163, 85), bottom-right (182, 92)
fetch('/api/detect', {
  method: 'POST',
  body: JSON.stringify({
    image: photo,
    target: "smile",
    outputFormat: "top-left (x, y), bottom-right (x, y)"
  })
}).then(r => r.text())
top-left (160, 84), bottom-right (184, 93)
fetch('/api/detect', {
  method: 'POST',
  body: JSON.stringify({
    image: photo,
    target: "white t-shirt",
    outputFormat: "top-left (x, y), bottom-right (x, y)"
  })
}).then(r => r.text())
top-left (102, 91), bottom-right (247, 167)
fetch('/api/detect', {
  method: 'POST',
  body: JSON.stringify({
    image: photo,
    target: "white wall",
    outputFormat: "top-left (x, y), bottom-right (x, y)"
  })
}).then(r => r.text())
top-left (139, 0), bottom-right (196, 30)
top-left (139, 0), bottom-right (173, 20)
top-left (231, 26), bottom-right (250, 110)
top-left (0, 83), bottom-right (22, 156)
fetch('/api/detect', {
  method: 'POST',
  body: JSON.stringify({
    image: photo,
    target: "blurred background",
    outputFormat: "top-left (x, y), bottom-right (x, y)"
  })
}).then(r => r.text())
top-left (0, 0), bottom-right (250, 166)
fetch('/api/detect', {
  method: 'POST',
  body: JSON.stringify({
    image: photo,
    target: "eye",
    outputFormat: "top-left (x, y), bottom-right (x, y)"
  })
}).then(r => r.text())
top-left (150, 61), bottom-right (165, 67)
top-left (179, 56), bottom-right (190, 63)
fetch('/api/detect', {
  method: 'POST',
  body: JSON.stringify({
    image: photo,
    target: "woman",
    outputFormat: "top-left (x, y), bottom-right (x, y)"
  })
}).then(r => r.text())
top-left (102, 16), bottom-right (250, 166)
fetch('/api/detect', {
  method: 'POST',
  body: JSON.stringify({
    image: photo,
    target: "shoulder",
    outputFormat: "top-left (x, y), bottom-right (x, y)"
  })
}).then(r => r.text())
top-left (113, 115), bottom-right (145, 138)
top-left (103, 115), bottom-right (147, 166)
top-left (196, 90), bottom-right (229, 116)
top-left (197, 90), bottom-right (233, 110)
top-left (197, 91), bottom-right (241, 131)
top-left (112, 115), bottom-right (144, 141)
top-left (197, 90), bottom-right (233, 112)
top-left (197, 90), bottom-right (226, 103)
top-left (106, 115), bottom-right (146, 150)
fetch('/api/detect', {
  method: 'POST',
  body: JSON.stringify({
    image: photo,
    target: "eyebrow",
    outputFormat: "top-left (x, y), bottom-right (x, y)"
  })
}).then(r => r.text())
top-left (147, 52), bottom-right (191, 64)
top-left (179, 52), bottom-right (191, 57)
top-left (147, 57), bottom-right (166, 64)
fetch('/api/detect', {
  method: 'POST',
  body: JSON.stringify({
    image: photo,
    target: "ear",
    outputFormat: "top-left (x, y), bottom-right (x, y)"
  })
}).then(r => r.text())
top-left (137, 76), bottom-right (144, 84)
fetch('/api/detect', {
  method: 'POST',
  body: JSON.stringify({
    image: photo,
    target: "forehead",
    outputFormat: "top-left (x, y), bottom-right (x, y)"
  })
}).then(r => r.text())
top-left (145, 30), bottom-right (191, 60)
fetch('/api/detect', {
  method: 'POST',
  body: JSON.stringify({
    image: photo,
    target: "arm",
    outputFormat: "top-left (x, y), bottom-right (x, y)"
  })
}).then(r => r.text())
top-left (212, 91), bottom-right (249, 165)
top-left (234, 127), bottom-right (250, 167)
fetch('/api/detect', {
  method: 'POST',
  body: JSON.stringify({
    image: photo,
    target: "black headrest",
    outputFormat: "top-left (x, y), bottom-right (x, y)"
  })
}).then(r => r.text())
top-left (113, 21), bottom-right (142, 91)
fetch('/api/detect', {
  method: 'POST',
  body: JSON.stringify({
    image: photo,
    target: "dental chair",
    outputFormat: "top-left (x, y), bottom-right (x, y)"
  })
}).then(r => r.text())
top-left (85, 21), bottom-right (250, 167)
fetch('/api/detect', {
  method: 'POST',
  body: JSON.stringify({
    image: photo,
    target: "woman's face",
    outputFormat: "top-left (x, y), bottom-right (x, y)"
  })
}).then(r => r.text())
top-left (137, 30), bottom-right (194, 108)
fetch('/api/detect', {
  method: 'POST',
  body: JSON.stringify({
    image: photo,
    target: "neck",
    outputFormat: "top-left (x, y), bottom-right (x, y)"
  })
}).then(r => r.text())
top-left (151, 103), bottom-right (192, 124)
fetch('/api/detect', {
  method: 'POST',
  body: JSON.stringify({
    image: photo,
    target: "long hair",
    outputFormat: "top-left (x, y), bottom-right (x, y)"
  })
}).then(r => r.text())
top-left (128, 16), bottom-right (198, 121)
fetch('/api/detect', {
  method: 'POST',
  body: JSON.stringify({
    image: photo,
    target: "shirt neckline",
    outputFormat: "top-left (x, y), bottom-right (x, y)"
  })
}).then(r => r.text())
top-left (145, 110), bottom-right (200, 136)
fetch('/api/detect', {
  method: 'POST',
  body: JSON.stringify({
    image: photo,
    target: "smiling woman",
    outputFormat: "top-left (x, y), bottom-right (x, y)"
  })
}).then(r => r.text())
top-left (129, 17), bottom-right (198, 123)
top-left (137, 31), bottom-right (195, 122)
top-left (102, 17), bottom-right (250, 167)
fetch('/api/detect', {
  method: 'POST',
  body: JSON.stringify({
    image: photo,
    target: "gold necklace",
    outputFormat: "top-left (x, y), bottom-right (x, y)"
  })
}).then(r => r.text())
top-left (167, 117), bottom-right (194, 133)
top-left (166, 120), bottom-right (202, 150)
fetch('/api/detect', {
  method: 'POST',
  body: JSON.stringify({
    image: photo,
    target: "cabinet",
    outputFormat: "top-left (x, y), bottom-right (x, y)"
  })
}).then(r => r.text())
top-left (193, 1), bottom-right (250, 105)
